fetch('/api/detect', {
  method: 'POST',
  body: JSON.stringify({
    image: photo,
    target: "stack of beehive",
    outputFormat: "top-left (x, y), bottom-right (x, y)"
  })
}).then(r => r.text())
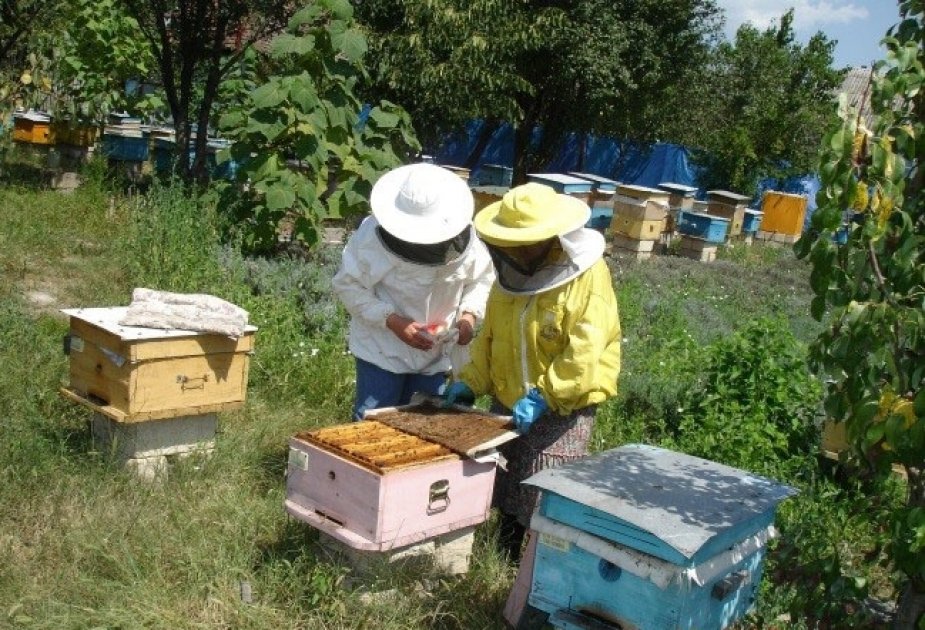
top-left (59, 305), bottom-right (257, 479)
top-left (675, 210), bottom-right (730, 262)
top-left (527, 173), bottom-right (594, 205)
top-left (478, 163), bottom-right (514, 187)
top-left (609, 184), bottom-right (670, 260)
top-left (570, 172), bottom-right (620, 232)
top-left (507, 444), bottom-right (797, 630)
top-left (741, 209), bottom-right (765, 244)
top-left (286, 404), bottom-right (515, 576)
top-left (102, 112), bottom-right (149, 162)
top-left (706, 190), bottom-right (751, 239)
top-left (756, 191), bottom-right (807, 244)
top-left (657, 182), bottom-right (698, 242)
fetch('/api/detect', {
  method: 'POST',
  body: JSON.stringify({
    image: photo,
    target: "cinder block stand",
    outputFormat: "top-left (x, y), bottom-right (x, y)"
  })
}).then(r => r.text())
top-left (316, 525), bottom-right (477, 576)
top-left (91, 412), bottom-right (216, 481)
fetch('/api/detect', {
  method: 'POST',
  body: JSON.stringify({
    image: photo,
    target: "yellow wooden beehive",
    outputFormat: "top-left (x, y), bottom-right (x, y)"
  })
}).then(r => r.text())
top-left (60, 307), bottom-right (257, 422)
top-left (760, 191), bottom-right (807, 237)
top-left (53, 121), bottom-right (100, 147)
top-left (610, 184), bottom-right (668, 239)
top-left (12, 111), bottom-right (54, 145)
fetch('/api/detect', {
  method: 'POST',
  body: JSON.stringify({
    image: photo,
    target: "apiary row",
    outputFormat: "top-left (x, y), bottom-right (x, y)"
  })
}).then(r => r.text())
top-left (469, 169), bottom-right (810, 262)
top-left (11, 110), bottom-right (237, 178)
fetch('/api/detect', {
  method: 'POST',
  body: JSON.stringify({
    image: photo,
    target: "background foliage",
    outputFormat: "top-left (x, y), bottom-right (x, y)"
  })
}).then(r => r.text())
top-left (216, 0), bottom-right (420, 253)
top-left (797, 1), bottom-right (925, 624)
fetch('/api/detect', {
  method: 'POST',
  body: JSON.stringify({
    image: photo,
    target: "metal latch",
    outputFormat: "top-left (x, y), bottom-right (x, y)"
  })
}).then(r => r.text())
top-left (177, 374), bottom-right (209, 389)
top-left (427, 479), bottom-right (450, 514)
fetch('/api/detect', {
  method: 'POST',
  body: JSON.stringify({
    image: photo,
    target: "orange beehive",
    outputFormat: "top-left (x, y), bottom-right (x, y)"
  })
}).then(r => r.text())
top-left (12, 111), bottom-right (54, 145)
top-left (760, 191), bottom-right (807, 237)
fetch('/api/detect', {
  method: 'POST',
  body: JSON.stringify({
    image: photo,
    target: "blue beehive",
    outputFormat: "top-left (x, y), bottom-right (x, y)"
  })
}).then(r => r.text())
top-left (102, 130), bottom-right (149, 162)
top-left (586, 207), bottom-right (612, 232)
top-left (527, 173), bottom-right (594, 197)
top-left (102, 114), bottom-right (149, 162)
top-left (478, 163), bottom-right (513, 187)
top-left (568, 172), bottom-right (620, 194)
top-left (677, 211), bottom-right (730, 244)
top-left (524, 444), bottom-right (796, 630)
top-left (742, 209), bottom-right (764, 235)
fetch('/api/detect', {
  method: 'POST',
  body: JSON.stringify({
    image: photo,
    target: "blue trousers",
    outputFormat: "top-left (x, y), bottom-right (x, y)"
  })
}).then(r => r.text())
top-left (352, 357), bottom-right (445, 420)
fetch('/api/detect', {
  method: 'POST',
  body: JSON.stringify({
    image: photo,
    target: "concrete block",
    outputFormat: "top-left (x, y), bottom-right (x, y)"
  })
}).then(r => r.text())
top-left (317, 525), bottom-right (476, 576)
top-left (91, 412), bottom-right (216, 462)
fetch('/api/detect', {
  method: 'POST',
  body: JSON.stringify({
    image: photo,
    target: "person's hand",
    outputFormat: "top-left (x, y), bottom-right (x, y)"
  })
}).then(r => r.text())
top-left (454, 313), bottom-right (476, 346)
top-left (386, 313), bottom-right (434, 351)
top-left (442, 381), bottom-right (475, 407)
top-left (512, 389), bottom-right (548, 434)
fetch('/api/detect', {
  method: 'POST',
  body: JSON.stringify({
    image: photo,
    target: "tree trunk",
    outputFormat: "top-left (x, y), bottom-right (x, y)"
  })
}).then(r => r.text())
top-left (463, 118), bottom-right (500, 170)
top-left (894, 581), bottom-right (924, 630)
top-left (576, 132), bottom-right (587, 172)
top-left (895, 466), bottom-right (924, 629)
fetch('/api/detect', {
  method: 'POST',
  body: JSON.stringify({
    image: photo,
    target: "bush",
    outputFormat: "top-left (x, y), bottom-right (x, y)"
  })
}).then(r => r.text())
top-left (668, 317), bottom-right (822, 478)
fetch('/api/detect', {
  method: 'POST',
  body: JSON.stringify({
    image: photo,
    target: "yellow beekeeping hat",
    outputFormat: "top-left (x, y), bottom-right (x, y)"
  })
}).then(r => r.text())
top-left (474, 183), bottom-right (591, 246)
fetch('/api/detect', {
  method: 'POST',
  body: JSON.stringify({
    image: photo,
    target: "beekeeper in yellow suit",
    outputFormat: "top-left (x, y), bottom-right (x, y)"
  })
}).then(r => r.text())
top-left (444, 182), bottom-right (621, 559)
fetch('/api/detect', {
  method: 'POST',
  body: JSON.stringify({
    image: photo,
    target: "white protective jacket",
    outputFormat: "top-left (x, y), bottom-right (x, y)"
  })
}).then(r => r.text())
top-left (333, 216), bottom-right (495, 375)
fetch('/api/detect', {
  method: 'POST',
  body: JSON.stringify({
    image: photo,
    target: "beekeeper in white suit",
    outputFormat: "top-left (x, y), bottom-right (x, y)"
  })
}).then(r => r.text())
top-left (333, 163), bottom-right (495, 420)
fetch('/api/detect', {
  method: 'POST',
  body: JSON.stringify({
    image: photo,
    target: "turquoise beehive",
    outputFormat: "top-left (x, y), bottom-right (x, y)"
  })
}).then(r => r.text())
top-left (524, 444), bottom-right (796, 630)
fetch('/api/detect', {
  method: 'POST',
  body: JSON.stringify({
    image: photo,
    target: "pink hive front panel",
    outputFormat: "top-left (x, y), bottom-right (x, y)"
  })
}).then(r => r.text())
top-left (286, 437), bottom-right (497, 550)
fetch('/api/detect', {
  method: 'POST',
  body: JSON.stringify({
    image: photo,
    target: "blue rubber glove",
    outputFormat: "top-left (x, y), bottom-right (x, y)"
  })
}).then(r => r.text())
top-left (442, 381), bottom-right (475, 408)
top-left (512, 388), bottom-right (548, 433)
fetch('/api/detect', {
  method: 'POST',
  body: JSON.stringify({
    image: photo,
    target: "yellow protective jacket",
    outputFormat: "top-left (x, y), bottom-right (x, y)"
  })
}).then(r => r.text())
top-left (459, 258), bottom-right (621, 414)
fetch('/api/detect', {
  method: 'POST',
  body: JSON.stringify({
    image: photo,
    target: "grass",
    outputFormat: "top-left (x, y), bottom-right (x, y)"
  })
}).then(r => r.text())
top-left (0, 157), bottom-right (904, 629)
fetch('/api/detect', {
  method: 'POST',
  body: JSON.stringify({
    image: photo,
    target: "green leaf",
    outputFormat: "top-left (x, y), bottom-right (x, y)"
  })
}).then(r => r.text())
top-left (265, 185), bottom-right (296, 211)
top-left (810, 295), bottom-right (827, 321)
top-left (290, 79), bottom-right (320, 112)
top-left (252, 82), bottom-right (288, 109)
top-left (332, 28), bottom-right (367, 62)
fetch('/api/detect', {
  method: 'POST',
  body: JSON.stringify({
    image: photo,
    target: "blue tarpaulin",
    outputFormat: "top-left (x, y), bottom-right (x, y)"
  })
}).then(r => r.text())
top-left (435, 121), bottom-right (700, 191)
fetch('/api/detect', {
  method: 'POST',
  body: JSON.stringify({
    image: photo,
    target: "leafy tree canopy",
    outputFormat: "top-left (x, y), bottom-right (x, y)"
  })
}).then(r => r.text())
top-left (216, 0), bottom-right (419, 254)
top-left (354, 0), bottom-right (721, 181)
top-left (798, 1), bottom-right (924, 625)
top-left (120, 0), bottom-right (295, 180)
top-left (691, 10), bottom-right (844, 194)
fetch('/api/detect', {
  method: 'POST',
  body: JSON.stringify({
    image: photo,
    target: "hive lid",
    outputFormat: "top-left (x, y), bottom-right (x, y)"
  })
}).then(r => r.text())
top-left (527, 173), bottom-right (594, 188)
top-left (471, 185), bottom-right (509, 195)
top-left (365, 397), bottom-right (518, 458)
top-left (524, 444), bottom-right (797, 559)
top-left (568, 172), bottom-right (620, 187)
top-left (706, 190), bottom-right (751, 203)
top-left (616, 184), bottom-right (670, 199)
top-left (62, 307), bottom-right (257, 340)
top-left (657, 182), bottom-right (698, 196)
top-left (13, 110), bottom-right (51, 122)
top-left (680, 210), bottom-right (729, 222)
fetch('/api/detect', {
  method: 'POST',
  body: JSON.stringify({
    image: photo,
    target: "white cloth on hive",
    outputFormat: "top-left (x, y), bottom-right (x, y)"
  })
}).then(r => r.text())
top-left (119, 288), bottom-right (249, 338)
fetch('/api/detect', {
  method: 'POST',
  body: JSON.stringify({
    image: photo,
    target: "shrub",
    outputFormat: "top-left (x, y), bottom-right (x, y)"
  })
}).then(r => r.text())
top-left (668, 317), bottom-right (822, 478)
